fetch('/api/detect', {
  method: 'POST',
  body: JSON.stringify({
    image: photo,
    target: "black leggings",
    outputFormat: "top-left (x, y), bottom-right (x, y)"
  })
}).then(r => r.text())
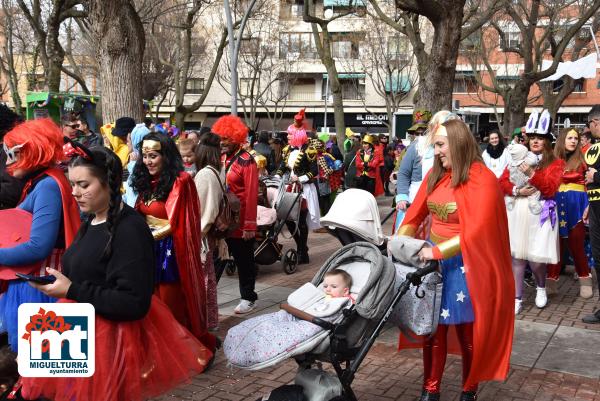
top-left (356, 176), bottom-right (375, 194)
top-left (286, 208), bottom-right (309, 254)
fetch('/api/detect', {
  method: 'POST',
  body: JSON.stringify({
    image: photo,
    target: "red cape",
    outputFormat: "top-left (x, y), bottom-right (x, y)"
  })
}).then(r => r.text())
top-left (400, 162), bottom-right (514, 386)
top-left (374, 144), bottom-right (384, 196)
top-left (165, 172), bottom-right (215, 349)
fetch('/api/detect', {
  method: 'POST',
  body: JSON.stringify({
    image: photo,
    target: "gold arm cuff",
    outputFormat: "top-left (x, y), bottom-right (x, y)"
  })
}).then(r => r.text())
top-left (146, 215), bottom-right (172, 240)
top-left (396, 225), bottom-right (416, 237)
top-left (437, 235), bottom-right (461, 259)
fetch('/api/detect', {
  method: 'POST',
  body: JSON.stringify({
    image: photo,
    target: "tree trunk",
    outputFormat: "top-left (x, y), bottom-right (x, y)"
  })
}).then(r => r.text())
top-left (46, 29), bottom-right (64, 92)
top-left (502, 81), bottom-right (530, 136)
top-left (413, 8), bottom-right (463, 112)
top-left (88, 0), bottom-right (145, 123)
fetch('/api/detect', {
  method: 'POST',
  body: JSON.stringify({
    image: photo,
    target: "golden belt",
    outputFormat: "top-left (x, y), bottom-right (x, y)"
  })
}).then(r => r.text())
top-left (145, 215), bottom-right (172, 240)
top-left (559, 183), bottom-right (585, 192)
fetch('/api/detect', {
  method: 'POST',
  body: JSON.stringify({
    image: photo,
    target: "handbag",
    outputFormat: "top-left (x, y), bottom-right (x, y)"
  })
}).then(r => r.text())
top-left (317, 179), bottom-right (331, 196)
top-left (389, 260), bottom-right (443, 338)
top-left (206, 166), bottom-right (241, 239)
top-left (276, 184), bottom-right (302, 223)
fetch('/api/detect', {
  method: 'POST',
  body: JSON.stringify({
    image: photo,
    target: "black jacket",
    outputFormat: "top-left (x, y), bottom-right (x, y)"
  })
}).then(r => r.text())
top-left (0, 149), bottom-right (24, 209)
top-left (253, 142), bottom-right (276, 173)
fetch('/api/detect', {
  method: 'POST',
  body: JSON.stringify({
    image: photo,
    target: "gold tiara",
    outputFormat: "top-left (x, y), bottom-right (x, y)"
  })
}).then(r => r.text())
top-left (142, 140), bottom-right (161, 152)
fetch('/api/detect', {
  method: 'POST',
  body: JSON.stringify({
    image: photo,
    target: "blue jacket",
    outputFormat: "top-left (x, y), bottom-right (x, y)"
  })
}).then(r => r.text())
top-left (395, 142), bottom-right (422, 203)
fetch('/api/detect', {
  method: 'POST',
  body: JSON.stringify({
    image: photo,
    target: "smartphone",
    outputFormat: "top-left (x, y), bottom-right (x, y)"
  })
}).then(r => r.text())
top-left (15, 273), bottom-right (56, 285)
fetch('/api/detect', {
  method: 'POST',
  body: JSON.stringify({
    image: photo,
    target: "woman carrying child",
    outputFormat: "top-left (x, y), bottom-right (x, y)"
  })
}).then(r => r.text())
top-left (398, 118), bottom-right (514, 401)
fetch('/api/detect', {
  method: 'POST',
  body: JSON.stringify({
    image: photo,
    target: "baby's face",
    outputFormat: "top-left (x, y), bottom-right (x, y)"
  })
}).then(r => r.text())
top-left (323, 275), bottom-right (350, 298)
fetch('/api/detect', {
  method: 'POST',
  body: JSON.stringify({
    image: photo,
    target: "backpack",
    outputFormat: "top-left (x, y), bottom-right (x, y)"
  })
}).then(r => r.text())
top-left (206, 166), bottom-right (241, 239)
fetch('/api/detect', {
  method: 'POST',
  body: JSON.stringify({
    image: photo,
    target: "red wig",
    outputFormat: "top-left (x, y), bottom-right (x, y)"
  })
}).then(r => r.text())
top-left (3, 118), bottom-right (64, 172)
top-left (211, 115), bottom-right (248, 145)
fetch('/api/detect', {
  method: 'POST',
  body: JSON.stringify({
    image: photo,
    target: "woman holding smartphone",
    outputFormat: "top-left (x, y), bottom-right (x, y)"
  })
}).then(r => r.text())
top-left (19, 145), bottom-right (212, 401)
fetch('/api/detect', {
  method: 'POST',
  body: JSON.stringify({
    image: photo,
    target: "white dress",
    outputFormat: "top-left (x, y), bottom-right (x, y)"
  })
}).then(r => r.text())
top-left (288, 149), bottom-right (321, 230)
top-left (506, 196), bottom-right (559, 264)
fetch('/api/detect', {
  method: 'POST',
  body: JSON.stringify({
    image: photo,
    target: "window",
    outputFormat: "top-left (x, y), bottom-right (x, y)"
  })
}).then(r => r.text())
top-left (186, 78), bottom-right (205, 94)
top-left (26, 73), bottom-right (45, 91)
top-left (387, 35), bottom-right (409, 61)
top-left (331, 32), bottom-right (362, 59)
top-left (285, 78), bottom-right (316, 101)
top-left (240, 38), bottom-right (260, 56)
top-left (279, 0), bottom-right (304, 19)
top-left (453, 72), bottom-right (478, 93)
top-left (322, 76), bottom-right (365, 100)
top-left (497, 75), bottom-right (519, 90)
top-left (239, 78), bottom-right (254, 97)
top-left (553, 78), bottom-right (585, 93)
top-left (279, 32), bottom-right (317, 59)
top-left (461, 32), bottom-right (481, 51)
top-left (501, 31), bottom-right (520, 50)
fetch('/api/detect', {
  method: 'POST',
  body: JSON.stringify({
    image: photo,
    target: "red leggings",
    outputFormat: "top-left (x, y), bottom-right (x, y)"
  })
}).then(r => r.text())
top-left (547, 222), bottom-right (591, 280)
top-left (423, 323), bottom-right (477, 393)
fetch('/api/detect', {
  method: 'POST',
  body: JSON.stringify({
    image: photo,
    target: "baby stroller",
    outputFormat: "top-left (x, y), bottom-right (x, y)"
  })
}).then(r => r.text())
top-left (253, 173), bottom-right (303, 274)
top-left (225, 213), bottom-right (437, 401)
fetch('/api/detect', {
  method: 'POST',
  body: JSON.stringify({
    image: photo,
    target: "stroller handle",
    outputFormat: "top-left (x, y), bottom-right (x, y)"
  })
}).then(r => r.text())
top-left (406, 260), bottom-right (438, 286)
top-left (280, 302), bottom-right (335, 331)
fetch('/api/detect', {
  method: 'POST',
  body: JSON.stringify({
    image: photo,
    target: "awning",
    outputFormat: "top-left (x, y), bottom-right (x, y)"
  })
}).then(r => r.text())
top-left (385, 76), bottom-right (411, 93)
top-left (496, 75), bottom-right (519, 80)
top-left (323, 0), bottom-right (365, 7)
top-left (323, 73), bottom-right (366, 79)
top-left (455, 71), bottom-right (475, 77)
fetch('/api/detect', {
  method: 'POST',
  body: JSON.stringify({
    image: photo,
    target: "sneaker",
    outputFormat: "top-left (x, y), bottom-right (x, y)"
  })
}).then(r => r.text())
top-left (582, 309), bottom-right (600, 324)
top-left (234, 300), bottom-right (256, 314)
top-left (535, 287), bottom-right (547, 308)
top-left (514, 299), bottom-right (523, 315)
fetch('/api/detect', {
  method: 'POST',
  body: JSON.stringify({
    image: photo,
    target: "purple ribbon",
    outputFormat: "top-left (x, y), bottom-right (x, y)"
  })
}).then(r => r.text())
top-left (540, 200), bottom-right (557, 228)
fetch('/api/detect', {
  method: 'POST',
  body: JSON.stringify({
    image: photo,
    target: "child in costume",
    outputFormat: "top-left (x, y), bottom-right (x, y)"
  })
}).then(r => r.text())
top-left (0, 119), bottom-right (80, 351)
top-left (504, 143), bottom-right (542, 214)
top-left (177, 138), bottom-right (198, 177)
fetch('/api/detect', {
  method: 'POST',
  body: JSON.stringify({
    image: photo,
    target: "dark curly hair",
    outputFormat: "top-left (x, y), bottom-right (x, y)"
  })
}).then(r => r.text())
top-left (0, 104), bottom-right (22, 140)
top-left (69, 145), bottom-right (123, 260)
top-left (130, 132), bottom-right (183, 202)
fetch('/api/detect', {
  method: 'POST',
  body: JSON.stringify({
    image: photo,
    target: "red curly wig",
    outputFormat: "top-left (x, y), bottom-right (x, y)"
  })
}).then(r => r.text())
top-left (3, 118), bottom-right (64, 173)
top-left (211, 115), bottom-right (249, 144)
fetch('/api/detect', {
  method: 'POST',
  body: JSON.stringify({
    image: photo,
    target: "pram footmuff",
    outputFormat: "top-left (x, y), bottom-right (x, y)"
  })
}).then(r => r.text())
top-left (224, 242), bottom-right (396, 370)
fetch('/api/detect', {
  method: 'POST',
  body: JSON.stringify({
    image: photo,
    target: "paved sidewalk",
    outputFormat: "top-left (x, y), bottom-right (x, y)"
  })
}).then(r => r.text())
top-left (153, 195), bottom-right (600, 401)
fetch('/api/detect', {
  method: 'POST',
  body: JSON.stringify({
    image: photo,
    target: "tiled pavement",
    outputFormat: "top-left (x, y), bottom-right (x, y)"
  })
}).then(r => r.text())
top-left (153, 195), bottom-right (600, 401)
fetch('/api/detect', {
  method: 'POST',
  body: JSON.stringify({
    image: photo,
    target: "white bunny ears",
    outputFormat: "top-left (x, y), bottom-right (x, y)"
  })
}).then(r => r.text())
top-left (525, 109), bottom-right (552, 136)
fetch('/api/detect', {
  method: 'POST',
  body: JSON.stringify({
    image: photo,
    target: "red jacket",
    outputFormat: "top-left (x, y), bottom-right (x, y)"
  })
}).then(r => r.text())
top-left (499, 158), bottom-right (565, 198)
top-left (355, 149), bottom-right (383, 179)
top-left (223, 150), bottom-right (258, 237)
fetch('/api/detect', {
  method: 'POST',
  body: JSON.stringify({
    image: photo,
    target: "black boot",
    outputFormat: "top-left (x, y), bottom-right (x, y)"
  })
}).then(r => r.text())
top-left (298, 251), bottom-right (310, 264)
top-left (460, 391), bottom-right (477, 401)
top-left (418, 390), bottom-right (440, 401)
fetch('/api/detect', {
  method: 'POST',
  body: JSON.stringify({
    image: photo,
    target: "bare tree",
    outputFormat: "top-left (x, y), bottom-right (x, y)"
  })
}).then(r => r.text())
top-left (463, 0), bottom-right (600, 135)
top-left (303, 0), bottom-right (361, 151)
top-left (16, 0), bottom-right (87, 92)
top-left (368, 0), bottom-right (503, 112)
top-left (538, 16), bottom-right (600, 124)
top-left (0, 1), bottom-right (24, 112)
top-left (349, 17), bottom-right (418, 129)
top-left (87, 0), bottom-right (146, 122)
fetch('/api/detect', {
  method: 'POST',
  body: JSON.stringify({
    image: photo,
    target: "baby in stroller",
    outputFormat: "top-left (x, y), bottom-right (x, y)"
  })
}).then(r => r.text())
top-left (224, 243), bottom-right (395, 371)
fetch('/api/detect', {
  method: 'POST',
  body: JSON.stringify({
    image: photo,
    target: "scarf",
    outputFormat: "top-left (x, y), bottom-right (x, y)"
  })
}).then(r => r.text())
top-left (486, 142), bottom-right (506, 159)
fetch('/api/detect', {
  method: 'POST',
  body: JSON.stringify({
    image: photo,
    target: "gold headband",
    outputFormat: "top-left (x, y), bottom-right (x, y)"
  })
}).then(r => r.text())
top-left (432, 124), bottom-right (448, 137)
top-left (142, 140), bottom-right (161, 152)
top-left (568, 129), bottom-right (579, 136)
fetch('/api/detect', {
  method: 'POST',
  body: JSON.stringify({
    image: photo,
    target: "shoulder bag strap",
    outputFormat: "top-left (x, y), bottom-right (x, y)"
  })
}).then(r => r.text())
top-left (206, 166), bottom-right (226, 193)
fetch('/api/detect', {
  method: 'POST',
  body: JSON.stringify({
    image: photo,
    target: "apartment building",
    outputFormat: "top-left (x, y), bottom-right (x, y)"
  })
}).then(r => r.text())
top-left (452, 10), bottom-right (600, 136)
top-left (156, 0), bottom-right (421, 134)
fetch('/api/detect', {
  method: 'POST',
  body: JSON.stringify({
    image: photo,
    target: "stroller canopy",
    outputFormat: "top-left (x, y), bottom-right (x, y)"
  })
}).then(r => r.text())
top-left (311, 242), bottom-right (395, 320)
top-left (321, 189), bottom-right (385, 246)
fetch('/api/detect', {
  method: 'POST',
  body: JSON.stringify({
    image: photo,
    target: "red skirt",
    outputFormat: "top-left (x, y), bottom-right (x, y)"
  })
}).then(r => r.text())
top-left (20, 296), bottom-right (212, 401)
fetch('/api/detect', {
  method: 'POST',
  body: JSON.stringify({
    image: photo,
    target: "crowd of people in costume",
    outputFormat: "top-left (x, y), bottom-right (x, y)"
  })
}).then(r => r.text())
top-left (394, 105), bottom-right (600, 401)
top-left (0, 97), bottom-right (599, 401)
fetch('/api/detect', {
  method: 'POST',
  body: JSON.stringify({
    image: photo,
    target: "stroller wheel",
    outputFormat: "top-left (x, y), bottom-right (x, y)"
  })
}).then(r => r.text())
top-left (282, 249), bottom-right (298, 274)
top-left (225, 260), bottom-right (236, 276)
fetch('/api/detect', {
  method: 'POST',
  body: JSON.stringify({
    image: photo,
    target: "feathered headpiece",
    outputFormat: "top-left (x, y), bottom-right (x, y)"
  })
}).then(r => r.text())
top-left (212, 115), bottom-right (249, 144)
top-left (294, 108), bottom-right (306, 122)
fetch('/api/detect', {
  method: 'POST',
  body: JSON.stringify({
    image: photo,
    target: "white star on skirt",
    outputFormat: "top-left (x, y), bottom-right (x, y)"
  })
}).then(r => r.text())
top-left (460, 266), bottom-right (465, 274)
top-left (441, 309), bottom-right (450, 320)
top-left (166, 249), bottom-right (172, 257)
top-left (456, 291), bottom-right (466, 302)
